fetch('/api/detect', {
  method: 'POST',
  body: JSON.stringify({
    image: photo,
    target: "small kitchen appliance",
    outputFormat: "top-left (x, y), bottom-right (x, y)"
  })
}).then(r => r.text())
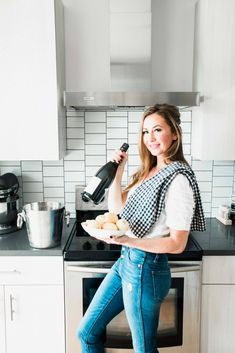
top-left (0, 173), bottom-right (19, 235)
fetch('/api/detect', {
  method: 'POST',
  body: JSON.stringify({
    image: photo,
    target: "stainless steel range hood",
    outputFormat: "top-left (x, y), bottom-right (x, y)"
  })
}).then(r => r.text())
top-left (64, 0), bottom-right (200, 110)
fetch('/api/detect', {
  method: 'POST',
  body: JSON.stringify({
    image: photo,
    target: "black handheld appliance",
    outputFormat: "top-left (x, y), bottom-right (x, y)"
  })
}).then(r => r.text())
top-left (0, 173), bottom-right (20, 235)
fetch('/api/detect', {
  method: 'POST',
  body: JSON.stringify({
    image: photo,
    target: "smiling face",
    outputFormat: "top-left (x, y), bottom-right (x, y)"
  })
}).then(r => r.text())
top-left (142, 113), bottom-right (177, 163)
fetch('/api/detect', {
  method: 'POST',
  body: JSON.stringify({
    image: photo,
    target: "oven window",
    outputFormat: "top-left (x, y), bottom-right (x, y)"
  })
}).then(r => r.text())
top-left (83, 277), bottom-right (184, 349)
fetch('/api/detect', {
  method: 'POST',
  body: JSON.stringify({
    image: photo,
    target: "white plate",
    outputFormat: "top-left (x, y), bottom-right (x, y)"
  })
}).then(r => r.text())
top-left (81, 222), bottom-right (125, 239)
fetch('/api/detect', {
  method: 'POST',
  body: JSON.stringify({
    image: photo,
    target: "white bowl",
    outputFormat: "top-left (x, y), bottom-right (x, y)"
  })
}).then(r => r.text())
top-left (81, 222), bottom-right (125, 239)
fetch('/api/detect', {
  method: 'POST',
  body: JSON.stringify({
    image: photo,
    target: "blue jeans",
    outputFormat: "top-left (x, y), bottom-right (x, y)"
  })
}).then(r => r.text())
top-left (77, 246), bottom-right (171, 353)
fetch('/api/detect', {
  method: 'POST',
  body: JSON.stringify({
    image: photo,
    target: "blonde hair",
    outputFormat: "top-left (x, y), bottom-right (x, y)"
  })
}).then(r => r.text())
top-left (124, 103), bottom-right (188, 193)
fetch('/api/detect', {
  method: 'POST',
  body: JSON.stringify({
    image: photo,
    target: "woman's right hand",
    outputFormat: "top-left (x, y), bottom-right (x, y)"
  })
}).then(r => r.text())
top-left (110, 149), bottom-right (128, 174)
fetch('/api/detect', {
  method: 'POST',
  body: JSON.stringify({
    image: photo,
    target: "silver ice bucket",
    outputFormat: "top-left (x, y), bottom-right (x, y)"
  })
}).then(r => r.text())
top-left (17, 202), bottom-right (70, 249)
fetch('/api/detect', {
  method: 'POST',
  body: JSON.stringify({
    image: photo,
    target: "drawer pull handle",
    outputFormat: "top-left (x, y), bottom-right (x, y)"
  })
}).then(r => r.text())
top-left (10, 294), bottom-right (15, 321)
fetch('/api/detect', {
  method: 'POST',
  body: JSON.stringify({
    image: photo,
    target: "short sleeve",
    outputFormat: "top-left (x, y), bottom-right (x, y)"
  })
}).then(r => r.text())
top-left (165, 174), bottom-right (194, 231)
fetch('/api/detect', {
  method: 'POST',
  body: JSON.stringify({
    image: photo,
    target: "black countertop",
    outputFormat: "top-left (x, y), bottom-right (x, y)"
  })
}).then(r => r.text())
top-left (0, 218), bottom-right (235, 257)
top-left (0, 219), bottom-right (75, 256)
top-left (191, 218), bottom-right (235, 255)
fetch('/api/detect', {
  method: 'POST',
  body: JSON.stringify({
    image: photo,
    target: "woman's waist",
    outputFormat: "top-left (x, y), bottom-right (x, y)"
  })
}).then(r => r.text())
top-left (121, 246), bottom-right (168, 264)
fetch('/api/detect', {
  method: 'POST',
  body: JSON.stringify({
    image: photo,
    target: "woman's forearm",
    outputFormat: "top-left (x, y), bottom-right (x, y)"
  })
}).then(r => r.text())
top-left (114, 232), bottom-right (189, 254)
top-left (108, 177), bottom-right (124, 214)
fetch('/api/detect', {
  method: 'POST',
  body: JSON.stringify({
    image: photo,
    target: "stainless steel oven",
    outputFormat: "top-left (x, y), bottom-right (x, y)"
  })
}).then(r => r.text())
top-left (64, 260), bottom-right (201, 353)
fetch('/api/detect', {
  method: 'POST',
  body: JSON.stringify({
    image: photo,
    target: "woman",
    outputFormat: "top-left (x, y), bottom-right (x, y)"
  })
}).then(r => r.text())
top-left (77, 103), bottom-right (206, 353)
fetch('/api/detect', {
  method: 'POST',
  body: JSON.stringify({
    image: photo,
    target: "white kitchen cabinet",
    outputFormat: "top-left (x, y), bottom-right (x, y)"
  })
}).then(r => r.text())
top-left (192, 0), bottom-right (235, 160)
top-left (200, 256), bottom-right (235, 353)
top-left (0, 256), bottom-right (65, 353)
top-left (0, 0), bottom-right (66, 160)
top-left (0, 285), bottom-right (6, 353)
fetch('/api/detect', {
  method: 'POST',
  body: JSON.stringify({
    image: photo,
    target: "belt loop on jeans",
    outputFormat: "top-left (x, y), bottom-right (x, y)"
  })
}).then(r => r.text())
top-left (153, 254), bottom-right (159, 263)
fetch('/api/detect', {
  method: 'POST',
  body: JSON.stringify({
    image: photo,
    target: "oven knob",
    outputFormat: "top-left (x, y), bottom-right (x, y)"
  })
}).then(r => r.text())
top-left (96, 241), bottom-right (105, 250)
top-left (83, 241), bottom-right (92, 250)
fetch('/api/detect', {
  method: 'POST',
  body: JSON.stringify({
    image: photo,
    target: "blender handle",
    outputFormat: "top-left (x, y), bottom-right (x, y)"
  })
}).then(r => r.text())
top-left (17, 211), bottom-right (26, 229)
top-left (65, 210), bottom-right (70, 227)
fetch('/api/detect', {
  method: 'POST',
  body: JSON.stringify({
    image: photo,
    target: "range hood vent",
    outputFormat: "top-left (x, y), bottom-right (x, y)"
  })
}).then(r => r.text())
top-left (64, 0), bottom-right (200, 110)
top-left (64, 92), bottom-right (200, 110)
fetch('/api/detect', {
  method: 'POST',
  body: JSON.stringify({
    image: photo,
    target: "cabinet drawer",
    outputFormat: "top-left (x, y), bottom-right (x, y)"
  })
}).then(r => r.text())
top-left (202, 256), bottom-right (235, 284)
top-left (0, 256), bottom-right (63, 285)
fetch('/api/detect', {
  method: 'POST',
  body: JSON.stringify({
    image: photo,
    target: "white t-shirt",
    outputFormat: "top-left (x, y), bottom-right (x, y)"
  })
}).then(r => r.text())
top-left (125, 174), bottom-right (195, 239)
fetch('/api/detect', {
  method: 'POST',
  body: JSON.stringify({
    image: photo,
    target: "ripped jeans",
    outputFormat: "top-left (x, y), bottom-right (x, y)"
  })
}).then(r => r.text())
top-left (77, 246), bottom-right (171, 353)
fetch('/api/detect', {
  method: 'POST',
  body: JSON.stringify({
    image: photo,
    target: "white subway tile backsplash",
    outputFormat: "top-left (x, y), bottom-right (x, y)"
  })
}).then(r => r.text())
top-left (182, 133), bottom-right (191, 144)
top-left (128, 134), bottom-right (138, 144)
top-left (128, 111), bottom-right (143, 122)
top-left (43, 160), bottom-right (63, 166)
top-left (213, 176), bottom-right (233, 187)
top-left (200, 192), bottom-right (212, 203)
top-left (107, 139), bottom-right (127, 150)
top-left (67, 117), bottom-right (84, 128)
top-left (85, 112), bottom-right (106, 122)
top-left (128, 122), bottom-right (139, 133)
top-left (44, 188), bottom-right (64, 198)
top-left (44, 197), bottom-right (65, 204)
top-left (23, 193), bottom-right (43, 204)
top-left (43, 166), bottom-right (64, 177)
top-left (65, 192), bottom-right (75, 203)
top-left (212, 187), bottom-right (232, 197)
top-left (181, 122), bottom-right (191, 133)
top-left (107, 128), bottom-right (127, 139)
top-left (85, 166), bottom-right (100, 177)
top-left (0, 161), bottom-right (21, 166)
top-left (198, 181), bottom-right (212, 192)
top-left (64, 161), bottom-right (85, 171)
top-left (67, 110), bottom-right (84, 117)
top-left (65, 182), bottom-right (81, 192)
top-left (85, 145), bottom-right (106, 155)
top-left (107, 117), bottom-right (128, 128)
top-left (182, 144), bottom-right (191, 155)
top-left (107, 111), bottom-right (128, 117)
top-left (1, 109), bottom-right (235, 218)
top-left (43, 177), bottom-right (64, 187)
top-left (214, 160), bottom-right (234, 166)
top-left (85, 123), bottom-right (106, 133)
top-left (192, 160), bottom-right (213, 170)
top-left (195, 171), bottom-right (212, 182)
top-left (22, 171), bottom-right (42, 182)
top-left (86, 134), bottom-right (106, 144)
top-left (64, 150), bottom-right (85, 160)
top-left (180, 111), bottom-right (192, 122)
top-left (86, 155), bottom-right (106, 166)
top-left (64, 171), bottom-right (85, 183)
top-left (67, 139), bottom-right (85, 149)
top-left (67, 128), bottom-right (84, 139)
top-left (213, 165), bottom-right (234, 176)
top-left (23, 182), bottom-right (43, 193)
top-left (128, 154), bottom-right (141, 166)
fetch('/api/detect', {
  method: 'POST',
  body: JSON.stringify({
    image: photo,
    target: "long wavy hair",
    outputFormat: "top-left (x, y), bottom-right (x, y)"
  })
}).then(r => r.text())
top-left (124, 103), bottom-right (188, 193)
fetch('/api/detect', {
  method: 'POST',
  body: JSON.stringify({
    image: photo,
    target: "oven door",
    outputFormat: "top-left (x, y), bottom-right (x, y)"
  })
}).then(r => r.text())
top-left (64, 261), bottom-right (201, 353)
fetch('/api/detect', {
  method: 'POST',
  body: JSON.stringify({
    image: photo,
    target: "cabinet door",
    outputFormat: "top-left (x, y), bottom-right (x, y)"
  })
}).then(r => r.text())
top-left (192, 0), bottom-right (235, 160)
top-left (0, 285), bottom-right (6, 353)
top-left (0, 0), bottom-right (65, 160)
top-left (200, 285), bottom-right (235, 353)
top-left (5, 285), bottom-right (65, 353)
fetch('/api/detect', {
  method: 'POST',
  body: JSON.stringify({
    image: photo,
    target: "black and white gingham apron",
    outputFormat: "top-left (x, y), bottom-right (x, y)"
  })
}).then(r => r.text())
top-left (120, 161), bottom-right (206, 238)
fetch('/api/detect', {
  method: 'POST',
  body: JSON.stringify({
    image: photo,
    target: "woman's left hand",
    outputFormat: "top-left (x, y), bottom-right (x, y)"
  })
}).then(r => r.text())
top-left (102, 235), bottom-right (130, 245)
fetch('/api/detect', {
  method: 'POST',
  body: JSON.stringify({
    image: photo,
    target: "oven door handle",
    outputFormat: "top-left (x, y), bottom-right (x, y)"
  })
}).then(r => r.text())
top-left (170, 265), bottom-right (200, 273)
top-left (66, 265), bottom-right (111, 274)
top-left (66, 263), bottom-right (200, 274)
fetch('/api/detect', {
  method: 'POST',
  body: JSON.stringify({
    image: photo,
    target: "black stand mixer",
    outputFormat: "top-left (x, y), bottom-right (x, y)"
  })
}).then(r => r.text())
top-left (0, 173), bottom-right (20, 235)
